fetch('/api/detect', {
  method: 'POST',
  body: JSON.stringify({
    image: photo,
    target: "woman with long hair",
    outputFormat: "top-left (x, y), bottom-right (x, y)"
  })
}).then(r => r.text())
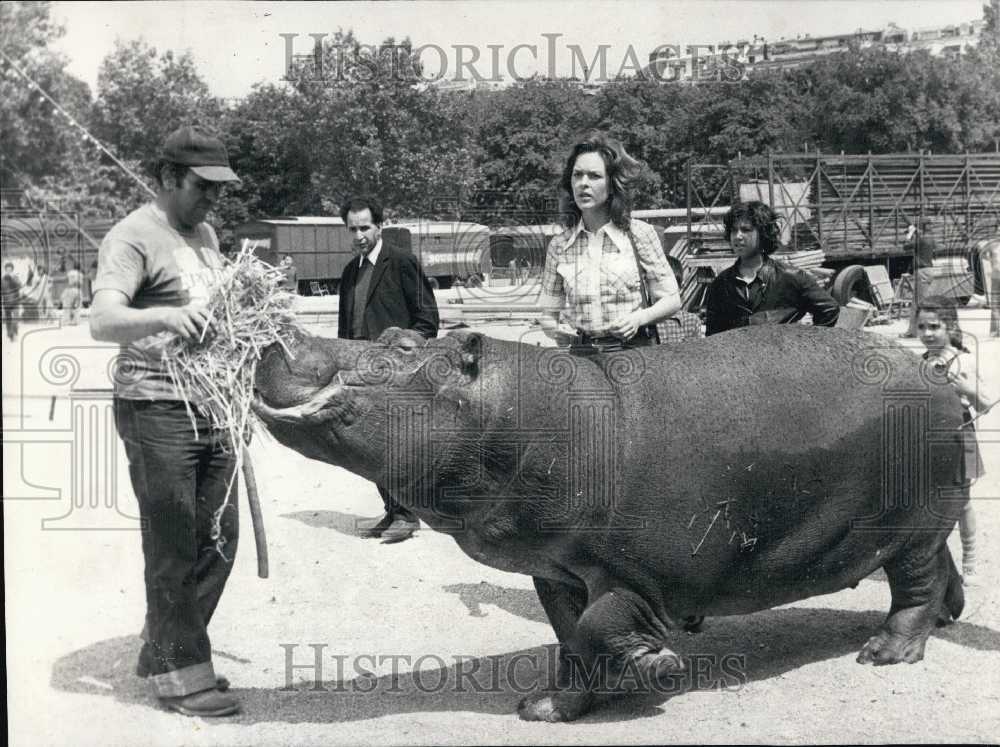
top-left (538, 132), bottom-right (681, 352)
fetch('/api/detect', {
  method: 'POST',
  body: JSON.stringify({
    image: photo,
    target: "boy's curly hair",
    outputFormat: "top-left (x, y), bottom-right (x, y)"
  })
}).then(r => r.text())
top-left (723, 201), bottom-right (783, 256)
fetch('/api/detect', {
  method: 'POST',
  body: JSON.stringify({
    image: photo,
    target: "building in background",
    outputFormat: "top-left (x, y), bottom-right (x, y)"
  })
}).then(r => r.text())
top-left (644, 18), bottom-right (985, 83)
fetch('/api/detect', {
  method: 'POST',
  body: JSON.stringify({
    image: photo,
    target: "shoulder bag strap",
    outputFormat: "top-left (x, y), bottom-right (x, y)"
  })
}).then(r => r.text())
top-left (626, 228), bottom-right (661, 344)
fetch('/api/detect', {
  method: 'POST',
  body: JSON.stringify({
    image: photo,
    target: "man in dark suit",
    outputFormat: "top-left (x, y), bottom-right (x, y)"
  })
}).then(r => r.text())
top-left (338, 196), bottom-right (439, 542)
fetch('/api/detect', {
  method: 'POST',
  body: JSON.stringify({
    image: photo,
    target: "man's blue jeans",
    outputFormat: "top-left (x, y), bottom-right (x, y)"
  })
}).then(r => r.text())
top-left (114, 398), bottom-right (239, 697)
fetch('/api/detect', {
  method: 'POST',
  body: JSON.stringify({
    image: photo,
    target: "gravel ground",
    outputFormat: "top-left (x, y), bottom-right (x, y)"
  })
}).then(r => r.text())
top-left (4, 310), bottom-right (999, 745)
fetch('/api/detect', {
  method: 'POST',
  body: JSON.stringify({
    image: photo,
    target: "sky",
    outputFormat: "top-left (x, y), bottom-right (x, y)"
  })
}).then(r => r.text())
top-left (49, 0), bottom-right (987, 98)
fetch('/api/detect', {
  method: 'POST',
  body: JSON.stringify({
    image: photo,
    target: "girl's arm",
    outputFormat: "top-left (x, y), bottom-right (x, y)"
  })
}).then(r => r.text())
top-left (950, 354), bottom-right (999, 414)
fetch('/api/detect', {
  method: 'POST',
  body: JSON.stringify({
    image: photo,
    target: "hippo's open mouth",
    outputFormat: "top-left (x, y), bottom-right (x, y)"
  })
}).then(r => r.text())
top-left (252, 369), bottom-right (349, 425)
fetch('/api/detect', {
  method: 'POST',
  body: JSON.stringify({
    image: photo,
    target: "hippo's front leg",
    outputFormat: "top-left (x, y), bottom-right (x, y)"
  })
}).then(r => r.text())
top-left (530, 577), bottom-right (587, 688)
top-left (518, 587), bottom-right (684, 722)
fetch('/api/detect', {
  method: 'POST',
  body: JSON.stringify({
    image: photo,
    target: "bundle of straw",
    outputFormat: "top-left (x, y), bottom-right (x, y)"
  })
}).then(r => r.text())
top-left (163, 239), bottom-right (299, 557)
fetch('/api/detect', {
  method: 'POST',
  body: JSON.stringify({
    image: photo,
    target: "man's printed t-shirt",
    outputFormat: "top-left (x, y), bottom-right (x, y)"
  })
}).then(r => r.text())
top-left (93, 203), bottom-right (227, 400)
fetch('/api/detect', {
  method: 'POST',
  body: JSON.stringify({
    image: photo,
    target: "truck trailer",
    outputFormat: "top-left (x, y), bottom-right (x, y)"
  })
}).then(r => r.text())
top-left (680, 152), bottom-right (1000, 309)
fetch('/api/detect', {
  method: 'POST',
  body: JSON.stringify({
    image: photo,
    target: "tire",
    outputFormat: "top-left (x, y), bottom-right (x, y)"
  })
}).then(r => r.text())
top-left (831, 264), bottom-right (868, 306)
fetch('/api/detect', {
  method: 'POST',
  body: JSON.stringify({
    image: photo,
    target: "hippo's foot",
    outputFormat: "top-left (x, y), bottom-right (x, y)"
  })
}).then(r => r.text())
top-left (517, 689), bottom-right (594, 723)
top-left (857, 626), bottom-right (928, 665)
top-left (518, 647), bottom-right (685, 721)
top-left (858, 547), bottom-right (959, 665)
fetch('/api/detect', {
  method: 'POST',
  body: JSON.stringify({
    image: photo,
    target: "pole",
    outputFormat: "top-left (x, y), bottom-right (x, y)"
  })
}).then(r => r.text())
top-left (686, 160), bottom-right (693, 245)
top-left (816, 152), bottom-right (824, 248)
top-left (767, 151), bottom-right (775, 208)
top-left (842, 152), bottom-right (848, 253)
top-left (965, 153), bottom-right (971, 247)
top-left (867, 153), bottom-right (875, 254)
top-left (241, 446), bottom-right (269, 579)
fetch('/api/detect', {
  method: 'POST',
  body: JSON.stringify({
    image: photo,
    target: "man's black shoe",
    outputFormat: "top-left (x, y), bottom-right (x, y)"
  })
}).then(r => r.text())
top-left (357, 511), bottom-right (396, 538)
top-left (381, 516), bottom-right (419, 544)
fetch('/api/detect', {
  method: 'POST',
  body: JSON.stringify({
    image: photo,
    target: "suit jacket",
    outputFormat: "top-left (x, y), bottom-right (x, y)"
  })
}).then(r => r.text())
top-left (705, 256), bottom-right (840, 336)
top-left (338, 244), bottom-right (439, 340)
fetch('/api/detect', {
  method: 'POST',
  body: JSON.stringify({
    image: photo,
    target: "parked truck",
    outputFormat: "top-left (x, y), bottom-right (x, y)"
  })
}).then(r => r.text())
top-left (680, 152), bottom-right (1000, 310)
top-left (234, 217), bottom-right (493, 294)
top-left (381, 221), bottom-right (492, 290)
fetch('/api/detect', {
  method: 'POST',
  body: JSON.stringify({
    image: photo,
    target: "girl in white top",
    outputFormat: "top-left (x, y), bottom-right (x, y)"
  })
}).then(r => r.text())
top-left (917, 296), bottom-right (998, 582)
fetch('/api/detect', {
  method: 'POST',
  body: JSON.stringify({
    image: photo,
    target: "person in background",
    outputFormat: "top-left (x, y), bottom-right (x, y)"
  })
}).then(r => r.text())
top-left (337, 195), bottom-right (439, 543)
top-left (36, 264), bottom-right (54, 320)
top-left (915, 295), bottom-right (998, 584)
top-left (656, 255), bottom-right (703, 342)
top-left (84, 259), bottom-right (99, 307)
top-left (89, 125), bottom-right (243, 718)
top-left (2, 261), bottom-right (23, 342)
top-left (903, 219), bottom-right (939, 338)
top-left (279, 254), bottom-right (298, 294)
top-left (61, 260), bottom-right (83, 325)
top-left (538, 132), bottom-right (681, 353)
top-left (705, 201), bottom-right (839, 335)
top-left (977, 238), bottom-right (1000, 338)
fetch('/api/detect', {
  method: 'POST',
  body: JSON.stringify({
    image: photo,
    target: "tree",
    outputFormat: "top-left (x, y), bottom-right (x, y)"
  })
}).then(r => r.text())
top-left (0, 2), bottom-right (93, 200)
top-left (74, 39), bottom-right (226, 216)
top-left (805, 45), bottom-right (1000, 153)
top-left (982, 0), bottom-right (1000, 56)
top-left (91, 39), bottom-right (222, 162)
top-left (283, 32), bottom-right (480, 219)
top-left (471, 79), bottom-right (599, 223)
top-left (214, 83), bottom-right (321, 231)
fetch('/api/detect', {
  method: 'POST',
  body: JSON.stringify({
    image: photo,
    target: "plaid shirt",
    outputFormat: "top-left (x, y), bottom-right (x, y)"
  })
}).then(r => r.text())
top-left (539, 219), bottom-right (677, 335)
top-left (656, 311), bottom-right (704, 343)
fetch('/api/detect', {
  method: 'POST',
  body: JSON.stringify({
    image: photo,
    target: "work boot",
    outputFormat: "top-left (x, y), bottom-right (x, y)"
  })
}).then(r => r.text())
top-left (159, 688), bottom-right (239, 717)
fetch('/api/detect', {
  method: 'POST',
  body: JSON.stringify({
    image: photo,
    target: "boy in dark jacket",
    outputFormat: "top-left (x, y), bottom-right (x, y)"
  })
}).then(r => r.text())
top-left (706, 202), bottom-right (839, 336)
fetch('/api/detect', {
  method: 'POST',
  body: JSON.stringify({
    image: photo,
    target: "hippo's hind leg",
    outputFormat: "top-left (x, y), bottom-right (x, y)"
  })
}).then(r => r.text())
top-left (518, 586), bottom-right (682, 722)
top-left (858, 544), bottom-right (959, 665)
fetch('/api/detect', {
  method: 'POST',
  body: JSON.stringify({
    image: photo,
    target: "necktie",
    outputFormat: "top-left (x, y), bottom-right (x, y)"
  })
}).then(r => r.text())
top-left (351, 259), bottom-right (373, 340)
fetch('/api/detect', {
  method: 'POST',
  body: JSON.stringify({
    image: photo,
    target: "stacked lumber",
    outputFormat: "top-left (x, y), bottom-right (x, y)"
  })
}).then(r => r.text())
top-left (667, 237), bottom-right (719, 312)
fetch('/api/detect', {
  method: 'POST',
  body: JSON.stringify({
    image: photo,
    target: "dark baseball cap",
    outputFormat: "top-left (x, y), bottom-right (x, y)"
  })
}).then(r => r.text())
top-left (161, 126), bottom-right (240, 182)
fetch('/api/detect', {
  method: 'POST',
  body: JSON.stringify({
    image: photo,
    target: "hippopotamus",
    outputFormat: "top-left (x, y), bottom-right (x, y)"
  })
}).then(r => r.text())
top-left (253, 324), bottom-right (969, 721)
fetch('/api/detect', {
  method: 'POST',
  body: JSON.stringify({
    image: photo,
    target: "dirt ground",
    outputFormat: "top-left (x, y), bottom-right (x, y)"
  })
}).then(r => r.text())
top-left (4, 309), bottom-right (1000, 745)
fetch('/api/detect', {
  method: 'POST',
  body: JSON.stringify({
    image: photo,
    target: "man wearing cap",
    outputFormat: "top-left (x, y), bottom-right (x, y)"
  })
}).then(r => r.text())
top-left (90, 126), bottom-right (243, 717)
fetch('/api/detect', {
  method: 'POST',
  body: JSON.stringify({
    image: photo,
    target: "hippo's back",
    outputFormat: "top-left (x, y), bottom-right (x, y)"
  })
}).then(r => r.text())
top-left (546, 326), bottom-right (967, 612)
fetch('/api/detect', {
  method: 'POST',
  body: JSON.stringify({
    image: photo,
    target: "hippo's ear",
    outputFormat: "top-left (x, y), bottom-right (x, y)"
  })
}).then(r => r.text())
top-left (444, 330), bottom-right (483, 379)
top-left (376, 327), bottom-right (426, 352)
